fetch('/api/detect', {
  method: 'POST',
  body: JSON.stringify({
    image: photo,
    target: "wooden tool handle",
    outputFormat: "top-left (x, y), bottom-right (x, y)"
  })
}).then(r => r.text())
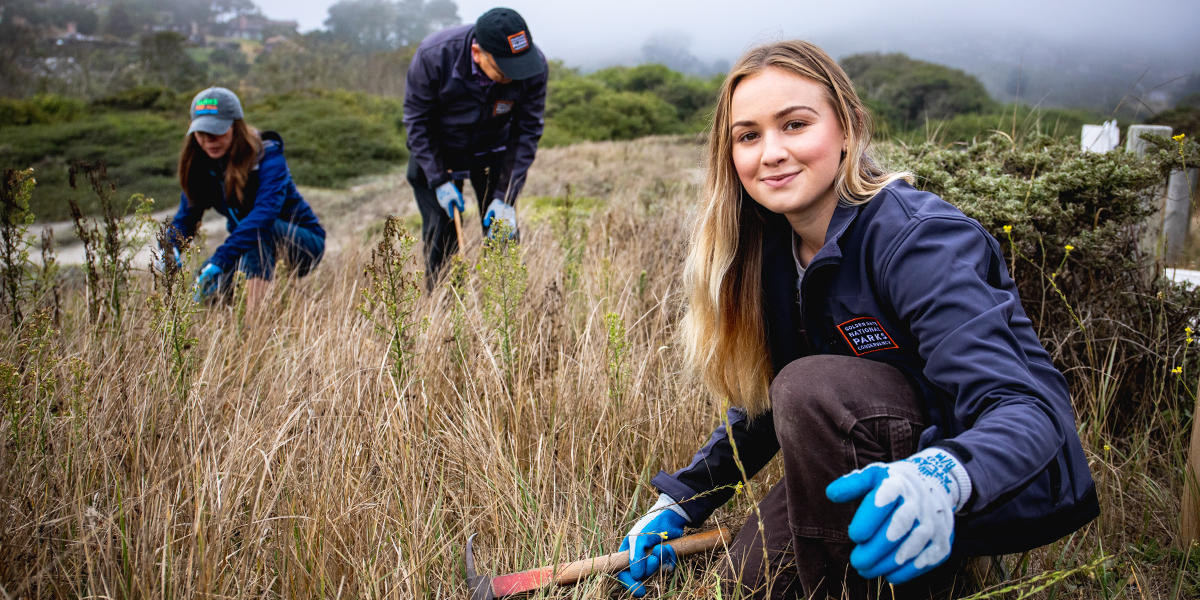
top-left (453, 210), bottom-right (465, 251)
top-left (551, 526), bottom-right (731, 585)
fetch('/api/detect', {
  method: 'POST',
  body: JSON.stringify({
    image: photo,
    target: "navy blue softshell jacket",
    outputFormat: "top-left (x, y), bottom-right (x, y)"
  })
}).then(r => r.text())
top-left (167, 132), bottom-right (324, 272)
top-left (402, 24), bottom-right (547, 201)
top-left (652, 181), bottom-right (1098, 555)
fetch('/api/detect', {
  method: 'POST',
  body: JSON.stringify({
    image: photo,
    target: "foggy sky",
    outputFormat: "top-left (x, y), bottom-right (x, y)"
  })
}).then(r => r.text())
top-left (255, 0), bottom-right (1200, 105)
top-left (257, 0), bottom-right (1198, 62)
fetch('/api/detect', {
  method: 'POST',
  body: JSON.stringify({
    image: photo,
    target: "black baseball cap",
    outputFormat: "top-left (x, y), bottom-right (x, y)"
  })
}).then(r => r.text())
top-left (474, 7), bottom-right (544, 80)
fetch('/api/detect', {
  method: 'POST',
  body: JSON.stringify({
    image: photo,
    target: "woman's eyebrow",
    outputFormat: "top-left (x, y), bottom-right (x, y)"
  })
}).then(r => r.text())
top-left (731, 105), bottom-right (818, 130)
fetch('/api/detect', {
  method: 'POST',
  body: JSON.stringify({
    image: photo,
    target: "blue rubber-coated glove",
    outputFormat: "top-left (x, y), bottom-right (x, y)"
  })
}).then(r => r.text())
top-left (193, 262), bottom-right (222, 303)
top-left (435, 181), bottom-right (464, 218)
top-left (154, 246), bottom-right (182, 274)
top-left (615, 493), bottom-right (688, 597)
top-left (482, 198), bottom-right (518, 239)
top-left (826, 448), bottom-right (972, 584)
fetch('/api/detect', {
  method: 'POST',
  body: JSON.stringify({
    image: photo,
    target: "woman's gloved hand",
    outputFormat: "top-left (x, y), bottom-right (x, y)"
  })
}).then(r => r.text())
top-left (193, 262), bottom-right (223, 303)
top-left (615, 493), bottom-right (689, 597)
top-left (826, 447), bottom-right (972, 584)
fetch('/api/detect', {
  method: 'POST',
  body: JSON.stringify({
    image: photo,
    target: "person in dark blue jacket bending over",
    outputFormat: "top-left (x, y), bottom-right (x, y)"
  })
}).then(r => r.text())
top-left (162, 87), bottom-right (325, 309)
top-left (403, 7), bottom-right (547, 286)
top-left (614, 41), bottom-right (1098, 600)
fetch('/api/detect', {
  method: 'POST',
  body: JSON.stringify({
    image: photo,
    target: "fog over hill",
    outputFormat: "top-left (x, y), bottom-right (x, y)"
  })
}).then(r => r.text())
top-left (449, 0), bottom-right (1200, 114)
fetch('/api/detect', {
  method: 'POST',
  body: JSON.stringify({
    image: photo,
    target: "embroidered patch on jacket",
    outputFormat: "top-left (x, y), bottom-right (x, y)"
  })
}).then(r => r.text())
top-left (507, 30), bottom-right (529, 53)
top-left (493, 100), bottom-right (514, 116)
top-left (836, 317), bottom-right (899, 356)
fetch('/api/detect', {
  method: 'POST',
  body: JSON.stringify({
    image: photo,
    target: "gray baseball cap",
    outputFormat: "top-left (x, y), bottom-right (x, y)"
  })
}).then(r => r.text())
top-left (187, 87), bottom-right (243, 135)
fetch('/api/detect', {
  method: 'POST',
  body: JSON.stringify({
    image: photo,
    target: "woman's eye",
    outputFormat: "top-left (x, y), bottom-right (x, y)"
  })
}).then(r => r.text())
top-left (736, 131), bottom-right (759, 143)
top-left (785, 120), bottom-right (807, 131)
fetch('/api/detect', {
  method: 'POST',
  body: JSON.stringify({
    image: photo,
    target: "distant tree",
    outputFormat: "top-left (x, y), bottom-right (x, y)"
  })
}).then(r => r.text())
top-left (325, 0), bottom-right (400, 51)
top-left (55, 3), bottom-right (100, 35)
top-left (840, 52), bottom-right (994, 128)
top-left (401, 0), bottom-right (459, 44)
top-left (139, 31), bottom-right (205, 89)
top-left (103, 1), bottom-right (149, 38)
top-left (209, 45), bottom-right (250, 82)
top-left (324, 0), bottom-right (459, 51)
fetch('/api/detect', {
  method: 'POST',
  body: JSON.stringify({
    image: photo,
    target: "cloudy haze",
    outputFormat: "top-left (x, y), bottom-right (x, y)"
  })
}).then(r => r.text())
top-left (255, 0), bottom-right (1200, 109)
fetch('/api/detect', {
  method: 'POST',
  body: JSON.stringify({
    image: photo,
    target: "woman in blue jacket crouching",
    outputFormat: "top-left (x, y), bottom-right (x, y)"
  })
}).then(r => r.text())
top-left (614, 41), bottom-right (1097, 599)
top-left (162, 87), bottom-right (324, 308)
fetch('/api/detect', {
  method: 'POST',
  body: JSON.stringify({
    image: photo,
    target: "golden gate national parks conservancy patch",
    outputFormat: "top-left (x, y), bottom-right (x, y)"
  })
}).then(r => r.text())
top-left (507, 30), bottom-right (529, 53)
top-left (836, 317), bottom-right (899, 356)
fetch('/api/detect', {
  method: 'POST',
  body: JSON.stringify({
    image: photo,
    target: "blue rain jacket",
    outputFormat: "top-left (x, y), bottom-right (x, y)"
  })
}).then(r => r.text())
top-left (166, 131), bottom-right (324, 272)
top-left (651, 180), bottom-right (1098, 555)
top-left (402, 24), bottom-right (547, 202)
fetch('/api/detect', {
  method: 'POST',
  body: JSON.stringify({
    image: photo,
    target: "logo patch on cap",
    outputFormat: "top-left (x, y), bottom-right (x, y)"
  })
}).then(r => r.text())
top-left (507, 30), bottom-right (529, 53)
top-left (836, 317), bottom-right (899, 356)
top-left (492, 100), bottom-right (514, 116)
top-left (195, 98), bottom-right (219, 116)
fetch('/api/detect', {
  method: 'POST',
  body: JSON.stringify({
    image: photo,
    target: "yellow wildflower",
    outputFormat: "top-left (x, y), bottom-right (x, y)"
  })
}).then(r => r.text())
top-left (1175, 133), bottom-right (1186, 142)
top-left (1186, 326), bottom-right (1193, 335)
top-left (659, 531), bottom-right (669, 540)
top-left (1188, 337), bottom-right (1194, 345)
top-left (1172, 366), bottom-right (1183, 375)
top-left (1002, 225), bottom-right (1013, 234)
top-left (1064, 244), bottom-right (1075, 252)
top-left (735, 481), bottom-right (744, 495)
top-left (1103, 444), bottom-right (1111, 452)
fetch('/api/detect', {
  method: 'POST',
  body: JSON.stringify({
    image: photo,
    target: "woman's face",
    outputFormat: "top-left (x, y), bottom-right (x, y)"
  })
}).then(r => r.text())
top-left (730, 67), bottom-right (845, 226)
top-left (194, 128), bottom-right (234, 159)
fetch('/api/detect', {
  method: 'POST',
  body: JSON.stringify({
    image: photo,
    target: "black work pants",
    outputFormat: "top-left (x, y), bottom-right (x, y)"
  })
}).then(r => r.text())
top-left (719, 355), bottom-right (973, 600)
top-left (407, 152), bottom-right (504, 286)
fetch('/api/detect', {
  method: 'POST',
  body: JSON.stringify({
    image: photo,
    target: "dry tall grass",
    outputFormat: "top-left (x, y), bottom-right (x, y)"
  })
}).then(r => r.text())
top-left (1, 136), bottom-right (1196, 599)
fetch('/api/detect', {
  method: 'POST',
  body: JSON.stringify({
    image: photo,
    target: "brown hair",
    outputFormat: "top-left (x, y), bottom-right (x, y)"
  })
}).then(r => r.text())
top-left (680, 40), bottom-right (912, 416)
top-left (178, 119), bottom-right (262, 207)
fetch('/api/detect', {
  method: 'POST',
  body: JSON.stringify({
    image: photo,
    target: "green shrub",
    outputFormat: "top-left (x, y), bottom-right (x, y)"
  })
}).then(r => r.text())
top-left (842, 52), bottom-right (996, 128)
top-left (888, 104), bottom-right (1101, 145)
top-left (543, 64), bottom-right (718, 146)
top-left (249, 90), bottom-right (408, 187)
top-left (92, 86), bottom-right (184, 112)
top-left (0, 89), bottom-right (409, 220)
top-left (884, 133), bottom-right (1200, 431)
top-left (0, 95), bottom-right (87, 127)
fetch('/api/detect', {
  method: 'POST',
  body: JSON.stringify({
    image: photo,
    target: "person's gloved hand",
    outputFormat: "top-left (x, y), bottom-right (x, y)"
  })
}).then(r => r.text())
top-left (482, 198), bottom-right (518, 239)
top-left (435, 181), bottom-right (464, 218)
top-left (826, 447), bottom-right (972, 584)
top-left (154, 246), bottom-right (182, 274)
top-left (193, 262), bottom-right (222, 303)
top-left (615, 493), bottom-right (689, 597)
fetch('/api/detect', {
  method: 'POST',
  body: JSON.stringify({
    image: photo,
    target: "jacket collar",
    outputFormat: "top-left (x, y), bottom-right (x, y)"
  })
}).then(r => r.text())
top-left (807, 199), bottom-right (861, 266)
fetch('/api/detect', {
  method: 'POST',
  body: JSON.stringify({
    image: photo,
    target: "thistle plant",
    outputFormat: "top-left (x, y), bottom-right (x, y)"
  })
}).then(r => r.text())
top-left (604, 311), bottom-right (628, 403)
top-left (0, 168), bottom-right (36, 331)
top-left (359, 216), bottom-right (423, 383)
top-left (556, 185), bottom-right (585, 292)
top-left (150, 222), bottom-right (199, 399)
top-left (478, 220), bottom-right (527, 390)
top-left (68, 161), bottom-right (156, 325)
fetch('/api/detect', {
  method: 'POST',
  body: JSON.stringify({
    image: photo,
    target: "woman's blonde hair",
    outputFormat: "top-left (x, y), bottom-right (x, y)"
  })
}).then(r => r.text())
top-left (681, 40), bottom-right (912, 416)
top-left (178, 119), bottom-right (262, 208)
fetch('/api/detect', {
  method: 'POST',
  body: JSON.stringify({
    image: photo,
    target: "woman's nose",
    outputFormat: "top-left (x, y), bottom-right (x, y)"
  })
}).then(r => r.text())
top-left (761, 132), bottom-right (788, 165)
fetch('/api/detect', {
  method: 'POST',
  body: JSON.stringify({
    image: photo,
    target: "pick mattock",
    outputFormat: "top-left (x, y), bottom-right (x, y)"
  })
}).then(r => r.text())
top-left (464, 527), bottom-right (731, 600)
top-left (453, 208), bottom-right (465, 253)
top-left (450, 170), bottom-right (469, 253)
